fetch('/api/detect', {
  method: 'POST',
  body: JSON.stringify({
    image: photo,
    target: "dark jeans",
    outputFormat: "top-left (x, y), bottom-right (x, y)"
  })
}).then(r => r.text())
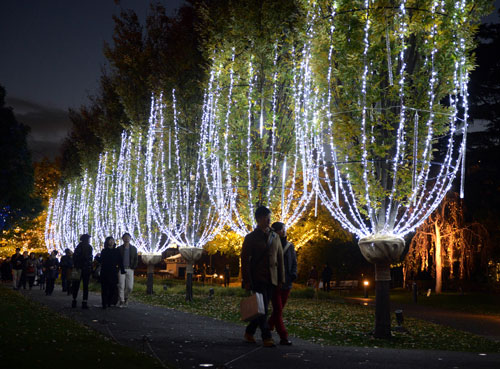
top-left (27, 276), bottom-right (35, 289)
top-left (323, 279), bottom-right (331, 292)
top-left (46, 278), bottom-right (55, 295)
top-left (72, 272), bottom-right (90, 301)
top-left (61, 268), bottom-right (68, 291)
top-left (101, 280), bottom-right (117, 307)
top-left (245, 281), bottom-right (274, 340)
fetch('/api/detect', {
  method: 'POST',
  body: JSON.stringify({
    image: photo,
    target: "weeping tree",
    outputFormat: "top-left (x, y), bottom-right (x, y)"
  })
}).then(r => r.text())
top-left (304, 0), bottom-right (490, 337)
top-left (404, 192), bottom-right (489, 293)
top-left (200, 0), bottom-right (316, 237)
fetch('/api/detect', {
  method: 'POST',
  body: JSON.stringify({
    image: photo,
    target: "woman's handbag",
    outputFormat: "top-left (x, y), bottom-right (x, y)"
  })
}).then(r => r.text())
top-left (240, 292), bottom-right (265, 322)
top-left (70, 268), bottom-right (82, 281)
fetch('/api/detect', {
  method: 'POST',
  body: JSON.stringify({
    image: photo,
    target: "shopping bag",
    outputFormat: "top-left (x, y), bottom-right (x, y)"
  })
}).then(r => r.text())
top-left (70, 268), bottom-right (82, 281)
top-left (240, 292), bottom-right (265, 322)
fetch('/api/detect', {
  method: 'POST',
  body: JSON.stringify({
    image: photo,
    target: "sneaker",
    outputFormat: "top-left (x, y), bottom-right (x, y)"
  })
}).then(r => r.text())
top-left (243, 333), bottom-right (256, 344)
top-left (118, 301), bottom-right (125, 308)
top-left (279, 339), bottom-right (292, 346)
top-left (263, 338), bottom-right (276, 347)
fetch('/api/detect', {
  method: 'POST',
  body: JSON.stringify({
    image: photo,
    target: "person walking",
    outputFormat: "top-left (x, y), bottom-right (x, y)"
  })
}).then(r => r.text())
top-left (241, 206), bottom-right (284, 348)
top-left (25, 253), bottom-right (39, 290)
top-left (223, 264), bottom-right (230, 288)
top-left (37, 255), bottom-right (45, 290)
top-left (11, 248), bottom-right (23, 289)
top-left (100, 236), bottom-right (124, 309)
top-left (19, 251), bottom-right (29, 290)
top-left (268, 222), bottom-right (297, 346)
top-left (59, 249), bottom-right (73, 293)
top-left (117, 233), bottom-right (138, 307)
top-left (308, 265), bottom-right (319, 289)
top-left (72, 234), bottom-right (93, 309)
top-left (1, 257), bottom-right (12, 282)
top-left (322, 263), bottom-right (333, 292)
top-left (44, 250), bottom-right (59, 295)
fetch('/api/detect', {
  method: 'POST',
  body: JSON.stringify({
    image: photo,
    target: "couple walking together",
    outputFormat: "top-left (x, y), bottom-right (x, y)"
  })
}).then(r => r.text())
top-left (72, 233), bottom-right (137, 309)
top-left (241, 206), bottom-right (298, 347)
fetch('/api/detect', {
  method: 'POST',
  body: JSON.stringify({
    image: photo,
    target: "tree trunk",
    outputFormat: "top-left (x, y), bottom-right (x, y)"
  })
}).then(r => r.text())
top-left (434, 221), bottom-right (442, 294)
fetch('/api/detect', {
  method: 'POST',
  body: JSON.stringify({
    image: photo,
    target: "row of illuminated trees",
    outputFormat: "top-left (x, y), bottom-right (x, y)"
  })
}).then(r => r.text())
top-left (46, 0), bottom-right (486, 260)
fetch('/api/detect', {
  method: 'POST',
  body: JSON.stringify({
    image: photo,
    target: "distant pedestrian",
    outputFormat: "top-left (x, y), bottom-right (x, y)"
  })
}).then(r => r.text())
top-left (37, 256), bottom-right (45, 290)
top-left (321, 264), bottom-right (333, 292)
top-left (19, 251), bottom-right (29, 290)
top-left (268, 222), bottom-right (297, 346)
top-left (241, 206), bottom-right (284, 348)
top-left (100, 236), bottom-right (124, 309)
top-left (25, 253), bottom-right (39, 290)
top-left (223, 264), bottom-right (230, 288)
top-left (1, 257), bottom-right (12, 281)
top-left (117, 233), bottom-right (138, 307)
top-left (308, 265), bottom-right (318, 289)
top-left (59, 248), bottom-right (73, 293)
top-left (44, 250), bottom-right (59, 296)
top-left (11, 248), bottom-right (23, 289)
top-left (72, 234), bottom-right (93, 309)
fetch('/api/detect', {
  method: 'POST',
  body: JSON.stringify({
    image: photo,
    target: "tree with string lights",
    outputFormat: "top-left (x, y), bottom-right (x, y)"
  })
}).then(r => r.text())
top-left (303, 0), bottom-right (490, 337)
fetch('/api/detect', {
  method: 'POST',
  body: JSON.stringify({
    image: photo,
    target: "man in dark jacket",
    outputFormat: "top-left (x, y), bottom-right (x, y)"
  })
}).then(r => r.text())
top-left (241, 206), bottom-right (284, 348)
top-left (117, 233), bottom-right (138, 307)
top-left (59, 248), bottom-right (73, 292)
top-left (268, 222), bottom-right (297, 345)
top-left (44, 250), bottom-right (59, 295)
top-left (322, 263), bottom-right (333, 292)
top-left (72, 234), bottom-right (93, 309)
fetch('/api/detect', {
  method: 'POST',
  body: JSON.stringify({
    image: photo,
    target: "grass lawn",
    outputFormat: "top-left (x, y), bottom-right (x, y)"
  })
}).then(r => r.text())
top-left (388, 288), bottom-right (500, 316)
top-left (100, 277), bottom-right (500, 353)
top-left (0, 284), bottom-right (166, 369)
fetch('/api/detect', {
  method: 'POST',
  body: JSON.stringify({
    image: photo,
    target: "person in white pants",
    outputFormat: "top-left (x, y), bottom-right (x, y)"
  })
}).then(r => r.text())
top-left (117, 233), bottom-right (138, 307)
top-left (11, 248), bottom-right (23, 289)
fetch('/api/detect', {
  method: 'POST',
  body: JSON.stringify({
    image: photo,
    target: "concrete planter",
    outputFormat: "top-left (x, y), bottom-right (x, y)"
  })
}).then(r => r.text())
top-left (358, 234), bottom-right (406, 339)
top-left (140, 253), bottom-right (163, 295)
top-left (179, 247), bottom-right (204, 301)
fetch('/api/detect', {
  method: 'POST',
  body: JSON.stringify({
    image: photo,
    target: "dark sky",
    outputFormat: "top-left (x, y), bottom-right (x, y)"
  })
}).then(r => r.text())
top-left (0, 0), bottom-right (185, 161)
top-left (0, 1), bottom-right (498, 162)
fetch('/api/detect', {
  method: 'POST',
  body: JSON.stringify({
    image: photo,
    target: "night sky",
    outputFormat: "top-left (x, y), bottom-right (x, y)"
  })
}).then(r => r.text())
top-left (0, 0), bottom-right (185, 161)
top-left (0, 0), bottom-right (498, 162)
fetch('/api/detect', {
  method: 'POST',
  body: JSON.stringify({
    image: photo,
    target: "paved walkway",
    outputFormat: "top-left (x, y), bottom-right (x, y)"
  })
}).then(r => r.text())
top-left (18, 287), bottom-right (500, 369)
top-left (344, 297), bottom-right (500, 342)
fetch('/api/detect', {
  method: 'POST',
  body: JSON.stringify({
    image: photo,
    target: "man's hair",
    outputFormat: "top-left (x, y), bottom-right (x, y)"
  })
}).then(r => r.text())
top-left (15, 248), bottom-right (20, 252)
top-left (254, 206), bottom-right (271, 220)
top-left (65, 248), bottom-right (71, 254)
top-left (271, 222), bottom-right (285, 232)
top-left (122, 232), bottom-right (132, 239)
top-left (80, 234), bottom-right (91, 242)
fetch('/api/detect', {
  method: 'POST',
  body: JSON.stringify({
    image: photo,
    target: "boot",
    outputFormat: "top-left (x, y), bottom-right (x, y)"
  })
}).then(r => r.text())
top-left (82, 301), bottom-right (88, 309)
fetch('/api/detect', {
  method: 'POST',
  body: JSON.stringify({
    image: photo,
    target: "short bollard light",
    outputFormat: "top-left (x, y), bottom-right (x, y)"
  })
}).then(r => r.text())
top-left (363, 280), bottom-right (369, 298)
top-left (209, 288), bottom-right (214, 299)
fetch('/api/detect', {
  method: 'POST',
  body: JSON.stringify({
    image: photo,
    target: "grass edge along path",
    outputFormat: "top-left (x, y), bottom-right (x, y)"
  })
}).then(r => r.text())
top-left (125, 280), bottom-right (500, 353)
top-left (0, 284), bottom-right (167, 369)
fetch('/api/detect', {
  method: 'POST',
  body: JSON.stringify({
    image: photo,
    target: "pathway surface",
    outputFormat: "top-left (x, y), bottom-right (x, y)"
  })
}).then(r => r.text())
top-left (344, 297), bottom-right (500, 342)
top-left (19, 287), bottom-right (500, 369)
